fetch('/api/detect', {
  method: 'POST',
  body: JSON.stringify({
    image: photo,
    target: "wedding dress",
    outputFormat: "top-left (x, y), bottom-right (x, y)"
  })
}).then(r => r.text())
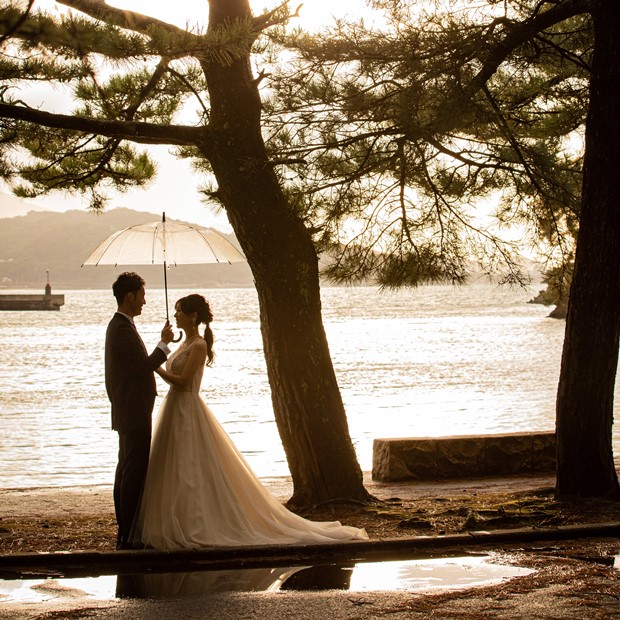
top-left (132, 337), bottom-right (368, 549)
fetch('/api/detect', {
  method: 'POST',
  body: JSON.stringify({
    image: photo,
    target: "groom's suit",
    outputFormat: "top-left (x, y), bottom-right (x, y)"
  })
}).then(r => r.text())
top-left (105, 312), bottom-right (167, 548)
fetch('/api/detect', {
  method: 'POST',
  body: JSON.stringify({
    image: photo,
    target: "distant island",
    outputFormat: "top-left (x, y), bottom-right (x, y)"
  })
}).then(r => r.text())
top-left (1, 198), bottom-right (544, 293)
top-left (0, 206), bottom-right (254, 289)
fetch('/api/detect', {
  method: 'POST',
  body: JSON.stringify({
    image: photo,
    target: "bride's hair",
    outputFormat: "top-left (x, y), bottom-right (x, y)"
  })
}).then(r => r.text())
top-left (176, 294), bottom-right (215, 366)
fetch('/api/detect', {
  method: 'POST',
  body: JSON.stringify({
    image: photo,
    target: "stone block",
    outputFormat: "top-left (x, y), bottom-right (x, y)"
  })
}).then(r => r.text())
top-left (372, 431), bottom-right (556, 482)
top-left (372, 438), bottom-right (436, 482)
top-left (484, 433), bottom-right (532, 475)
top-left (532, 433), bottom-right (556, 472)
top-left (398, 440), bottom-right (437, 480)
top-left (436, 436), bottom-right (485, 478)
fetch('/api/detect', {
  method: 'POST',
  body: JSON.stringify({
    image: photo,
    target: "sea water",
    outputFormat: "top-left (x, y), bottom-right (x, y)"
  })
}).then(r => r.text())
top-left (0, 283), bottom-right (617, 489)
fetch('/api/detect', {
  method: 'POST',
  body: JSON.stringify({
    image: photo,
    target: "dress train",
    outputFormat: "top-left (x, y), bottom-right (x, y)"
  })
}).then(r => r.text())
top-left (132, 339), bottom-right (368, 549)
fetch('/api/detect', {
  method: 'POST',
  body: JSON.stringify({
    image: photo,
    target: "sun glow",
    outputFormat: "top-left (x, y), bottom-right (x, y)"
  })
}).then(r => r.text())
top-left (35, 0), bottom-right (370, 29)
top-left (2, 0), bottom-right (373, 226)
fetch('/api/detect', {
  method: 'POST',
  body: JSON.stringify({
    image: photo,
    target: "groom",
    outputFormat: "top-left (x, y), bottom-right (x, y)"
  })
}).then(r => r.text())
top-left (105, 272), bottom-right (174, 549)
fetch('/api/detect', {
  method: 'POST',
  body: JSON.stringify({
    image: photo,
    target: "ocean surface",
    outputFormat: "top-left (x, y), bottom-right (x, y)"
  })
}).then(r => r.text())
top-left (0, 283), bottom-right (618, 489)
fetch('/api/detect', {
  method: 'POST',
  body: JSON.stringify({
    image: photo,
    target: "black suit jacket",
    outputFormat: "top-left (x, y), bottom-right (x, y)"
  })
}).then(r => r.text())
top-left (105, 313), bottom-right (167, 432)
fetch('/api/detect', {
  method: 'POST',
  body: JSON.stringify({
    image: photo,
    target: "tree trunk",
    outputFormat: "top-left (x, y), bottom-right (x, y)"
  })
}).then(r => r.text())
top-left (201, 0), bottom-right (372, 506)
top-left (555, 0), bottom-right (620, 499)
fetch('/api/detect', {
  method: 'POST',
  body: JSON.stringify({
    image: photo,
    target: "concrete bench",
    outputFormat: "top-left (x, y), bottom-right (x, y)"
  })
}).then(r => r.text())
top-left (372, 432), bottom-right (556, 482)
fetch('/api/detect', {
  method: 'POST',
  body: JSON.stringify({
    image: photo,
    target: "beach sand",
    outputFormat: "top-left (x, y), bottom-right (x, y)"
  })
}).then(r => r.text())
top-left (0, 471), bottom-right (558, 519)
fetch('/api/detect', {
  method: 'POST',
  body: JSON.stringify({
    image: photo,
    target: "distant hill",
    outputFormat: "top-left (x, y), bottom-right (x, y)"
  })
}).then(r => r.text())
top-left (1, 200), bottom-right (543, 291)
top-left (0, 191), bottom-right (47, 219)
top-left (0, 207), bottom-right (254, 289)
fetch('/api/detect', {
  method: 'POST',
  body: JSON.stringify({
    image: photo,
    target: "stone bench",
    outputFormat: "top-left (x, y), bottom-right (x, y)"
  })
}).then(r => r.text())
top-left (372, 432), bottom-right (556, 482)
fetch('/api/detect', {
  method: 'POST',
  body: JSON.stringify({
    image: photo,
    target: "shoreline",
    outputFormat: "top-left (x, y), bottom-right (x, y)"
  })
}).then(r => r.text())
top-left (0, 471), bottom-right (558, 519)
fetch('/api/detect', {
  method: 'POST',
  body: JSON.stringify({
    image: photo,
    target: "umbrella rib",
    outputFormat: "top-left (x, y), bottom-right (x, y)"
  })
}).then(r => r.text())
top-left (201, 233), bottom-right (223, 262)
top-left (196, 224), bottom-right (238, 264)
top-left (154, 221), bottom-right (163, 265)
top-left (83, 229), bottom-right (123, 266)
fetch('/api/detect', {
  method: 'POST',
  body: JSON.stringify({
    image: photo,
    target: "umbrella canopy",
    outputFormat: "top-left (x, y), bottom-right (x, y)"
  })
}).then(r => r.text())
top-left (82, 214), bottom-right (246, 334)
top-left (82, 219), bottom-right (245, 267)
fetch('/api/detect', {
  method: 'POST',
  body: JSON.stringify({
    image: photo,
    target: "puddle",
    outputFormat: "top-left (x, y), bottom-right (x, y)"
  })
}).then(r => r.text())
top-left (0, 554), bottom-right (533, 602)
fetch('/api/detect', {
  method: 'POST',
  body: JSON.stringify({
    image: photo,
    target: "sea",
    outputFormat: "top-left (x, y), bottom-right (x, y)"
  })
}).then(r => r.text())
top-left (1, 283), bottom-right (618, 490)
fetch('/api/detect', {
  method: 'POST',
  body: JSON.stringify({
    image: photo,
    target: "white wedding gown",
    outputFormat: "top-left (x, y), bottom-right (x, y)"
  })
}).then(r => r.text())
top-left (132, 338), bottom-right (368, 549)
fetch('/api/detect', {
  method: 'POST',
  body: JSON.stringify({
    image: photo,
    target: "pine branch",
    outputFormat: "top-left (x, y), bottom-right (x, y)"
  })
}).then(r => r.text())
top-left (167, 67), bottom-right (210, 118)
top-left (123, 58), bottom-right (169, 120)
top-left (252, 1), bottom-right (302, 32)
top-left (54, 0), bottom-right (259, 65)
top-left (56, 0), bottom-right (193, 39)
top-left (0, 6), bottom-right (152, 60)
top-left (430, 0), bottom-right (592, 134)
top-left (0, 102), bottom-right (207, 147)
top-left (0, 0), bottom-right (34, 45)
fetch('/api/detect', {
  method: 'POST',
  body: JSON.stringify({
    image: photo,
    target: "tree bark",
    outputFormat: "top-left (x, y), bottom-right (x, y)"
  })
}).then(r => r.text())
top-left (555, 0), bottom-right (620, 499)
top-left (200, 0), bottom-right (371, 506)
top-left (0, 0), bottom-right (372, 507)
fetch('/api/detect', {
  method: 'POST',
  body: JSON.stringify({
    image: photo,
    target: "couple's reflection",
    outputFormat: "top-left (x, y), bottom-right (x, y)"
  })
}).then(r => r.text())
top-left (116, 564), bottom-right (353, 598)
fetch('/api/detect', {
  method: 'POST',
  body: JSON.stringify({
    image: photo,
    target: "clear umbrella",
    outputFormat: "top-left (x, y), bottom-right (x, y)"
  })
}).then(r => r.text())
top-left (82, 212), bottom-right (246, 334)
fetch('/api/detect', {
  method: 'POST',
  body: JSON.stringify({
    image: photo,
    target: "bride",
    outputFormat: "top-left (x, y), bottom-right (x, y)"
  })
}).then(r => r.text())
top-left (131, 294), bottom-right (368, 549)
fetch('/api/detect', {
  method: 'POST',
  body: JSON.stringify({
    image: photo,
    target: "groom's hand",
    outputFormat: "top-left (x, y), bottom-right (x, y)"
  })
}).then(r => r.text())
top-left (161, 321), bottom-right (175, 344)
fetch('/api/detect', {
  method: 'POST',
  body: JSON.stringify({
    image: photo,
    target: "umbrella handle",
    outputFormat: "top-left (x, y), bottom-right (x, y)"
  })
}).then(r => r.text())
top-left (172, 332), bottom-right (182, 343)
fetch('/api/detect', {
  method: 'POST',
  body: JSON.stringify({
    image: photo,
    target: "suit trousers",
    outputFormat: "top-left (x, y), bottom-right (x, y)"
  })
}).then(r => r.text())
top-left (114, 425), bottom-right (151, 547)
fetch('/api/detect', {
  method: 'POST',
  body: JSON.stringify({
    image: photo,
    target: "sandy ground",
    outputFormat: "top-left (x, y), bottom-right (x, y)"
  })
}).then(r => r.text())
top-left (0, 471), bottom-right (558, 519)
top-left (1, 472), bottom-right (620, 619)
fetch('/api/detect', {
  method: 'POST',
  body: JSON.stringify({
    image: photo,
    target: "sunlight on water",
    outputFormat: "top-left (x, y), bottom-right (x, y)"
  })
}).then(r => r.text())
top-left (0, 576), bottom-right (118, 603)
top-left (0, 283), bottom-right (618, 488)
top-left (0, 555), bottom-right (533, 602)
top-left (347, 555), bottom-right (533, 591)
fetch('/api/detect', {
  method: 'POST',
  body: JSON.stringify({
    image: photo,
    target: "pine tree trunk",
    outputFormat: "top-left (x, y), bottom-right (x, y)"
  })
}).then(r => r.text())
top-left (555, 0), bottom-right (620, 499)
top-left (200, 0), bottom-right (371, 506)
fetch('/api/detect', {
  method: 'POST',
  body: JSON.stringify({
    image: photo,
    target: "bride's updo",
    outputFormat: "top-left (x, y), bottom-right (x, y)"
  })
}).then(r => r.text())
top-left (176, 294), bottom-right (215, 366)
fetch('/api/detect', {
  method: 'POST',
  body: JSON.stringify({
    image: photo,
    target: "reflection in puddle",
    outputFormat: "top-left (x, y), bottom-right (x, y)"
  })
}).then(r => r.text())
top-left (349, 555), bottom-right (531, 591)
top-left (117, 567), bottom-right (304, 597)
top-left (0, 555), bottom-right (533, 603)
top-left (0, 576), bottom-right (118, 603)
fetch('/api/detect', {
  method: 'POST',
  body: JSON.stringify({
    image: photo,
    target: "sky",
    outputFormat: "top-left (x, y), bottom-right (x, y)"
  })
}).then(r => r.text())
top-left (0, 0), bottom-right (372, 229)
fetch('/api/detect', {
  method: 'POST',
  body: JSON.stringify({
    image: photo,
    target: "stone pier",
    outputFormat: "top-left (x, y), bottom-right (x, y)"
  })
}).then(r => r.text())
top-left (372, 432), bottom-right (556, 482)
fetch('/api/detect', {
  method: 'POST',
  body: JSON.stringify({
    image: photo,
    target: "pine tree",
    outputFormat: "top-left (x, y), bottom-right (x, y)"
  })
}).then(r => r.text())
top-left (0, 0), bottom-right (372, 507)
top-left (263, 0), bottom-right (588, 287)
top-left (262, 0), bottom-right (618, 498)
